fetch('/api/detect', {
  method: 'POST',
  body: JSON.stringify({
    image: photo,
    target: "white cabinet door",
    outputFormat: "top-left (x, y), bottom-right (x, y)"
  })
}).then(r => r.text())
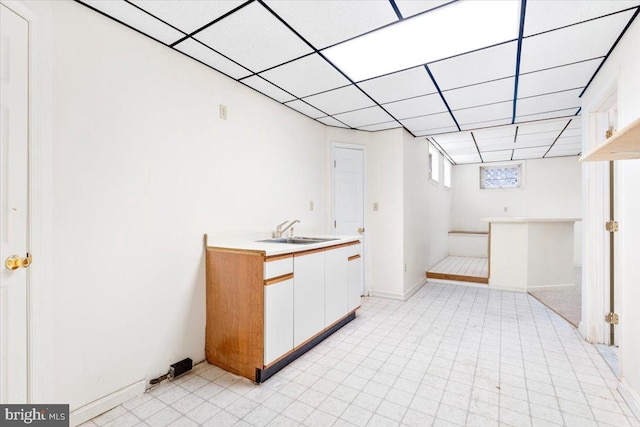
top-left (324, 246), bottom-right (349, 327)
top-left (348, 254), bottom-right (363, 312)
top-left (293, 252), bottom-right (325, 347)
top-left (264, 278), bottom-right (294, 365)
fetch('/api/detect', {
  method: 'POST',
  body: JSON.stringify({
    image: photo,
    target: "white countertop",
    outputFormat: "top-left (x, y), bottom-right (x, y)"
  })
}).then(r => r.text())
top-left (482, 217), bottom-right (581, 223)
top-left (205, 234), bottom-right (361, 256)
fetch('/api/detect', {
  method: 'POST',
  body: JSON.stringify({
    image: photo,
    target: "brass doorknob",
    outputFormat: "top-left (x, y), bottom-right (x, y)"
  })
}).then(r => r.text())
top-left (5, 253), bottom-right (32, 270)
top-left (357, 228), bottom-right (365, 234)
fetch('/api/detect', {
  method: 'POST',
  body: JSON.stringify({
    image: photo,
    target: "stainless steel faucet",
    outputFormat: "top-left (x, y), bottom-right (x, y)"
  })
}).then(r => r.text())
top-left (275, 220), bottom-right (300, 238)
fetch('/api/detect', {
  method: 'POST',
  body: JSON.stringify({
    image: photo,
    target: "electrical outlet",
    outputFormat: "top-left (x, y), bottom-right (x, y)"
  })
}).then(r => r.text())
top-left (309, 200), bottom-right (314, 211)
top-left (219, 104), bottom-right (228, 120)
top-left (373, 202), bottom-right (379, 211)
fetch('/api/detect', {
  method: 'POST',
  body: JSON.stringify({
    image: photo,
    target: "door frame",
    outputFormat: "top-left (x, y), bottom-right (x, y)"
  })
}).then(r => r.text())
top-left (330, 142), bottom-right (367, 294)
top-left (1, 0), bottom-right (52, 402)
top-left (581, 74), bottom-right (620, 347)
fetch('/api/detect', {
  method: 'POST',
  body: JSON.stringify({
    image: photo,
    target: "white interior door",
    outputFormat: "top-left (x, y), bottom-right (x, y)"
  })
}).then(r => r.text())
top-left (332, 145), bottom-right (364, 294)
top-left (0, 2), bottom-right (30, 403)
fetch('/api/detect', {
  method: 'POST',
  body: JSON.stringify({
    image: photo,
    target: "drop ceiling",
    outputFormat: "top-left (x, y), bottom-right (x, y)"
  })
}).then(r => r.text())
top-left (76, 0), bottom-right (640, 164)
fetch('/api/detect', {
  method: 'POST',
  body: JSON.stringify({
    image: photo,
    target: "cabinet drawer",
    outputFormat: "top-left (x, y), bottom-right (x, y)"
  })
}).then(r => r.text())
top-left (264, 255), bottom-right (293, 280)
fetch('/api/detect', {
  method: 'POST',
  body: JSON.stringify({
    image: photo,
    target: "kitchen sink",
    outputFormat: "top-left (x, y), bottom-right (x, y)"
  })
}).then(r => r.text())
top-left (256, 236), bottom-right (340, 245)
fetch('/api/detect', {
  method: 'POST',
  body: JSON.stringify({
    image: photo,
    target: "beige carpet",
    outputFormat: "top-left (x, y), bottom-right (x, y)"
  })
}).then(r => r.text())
top-left (529, 268), bottom-right (582, 327)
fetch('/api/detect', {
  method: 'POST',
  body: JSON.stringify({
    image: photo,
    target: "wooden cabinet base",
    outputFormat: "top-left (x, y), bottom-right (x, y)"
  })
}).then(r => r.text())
top-left (206, 310), bottom-right (356, 383)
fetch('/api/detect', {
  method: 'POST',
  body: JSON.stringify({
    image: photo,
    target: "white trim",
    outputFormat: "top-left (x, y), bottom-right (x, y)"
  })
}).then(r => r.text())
top-left (0, 0), bottom-right (53, 403)
top-left (404, 277), bottom-right (426, 300)
top-left (619, 378), bottom-right (640, 419)
top-left (578, 321), bottom-right (589, 341)
top-left (426, 278), bottom-right (489, 290)
top-left (369, 289), bottom-right (405, 300)
top-left (70, 380), bottom-right (145, 426)
top-left (330, 142), bottom-right (367, 295)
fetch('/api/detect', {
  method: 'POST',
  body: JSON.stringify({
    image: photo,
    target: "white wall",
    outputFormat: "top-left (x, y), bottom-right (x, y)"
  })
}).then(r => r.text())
top-left (581, 16), bottom-right (640, 416)
top-left (39, 0), bottom-right (331, 411)
top-left (403, 135), bottom-right (450, 295)
top-left (450, 157), bottom-right (582, 264)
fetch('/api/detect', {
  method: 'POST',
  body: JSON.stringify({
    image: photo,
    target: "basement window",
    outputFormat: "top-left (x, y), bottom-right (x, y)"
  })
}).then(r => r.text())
top-left (429, 145), bottom-right (439, 182)
top-left (480, 164), bottom-right (522, 189)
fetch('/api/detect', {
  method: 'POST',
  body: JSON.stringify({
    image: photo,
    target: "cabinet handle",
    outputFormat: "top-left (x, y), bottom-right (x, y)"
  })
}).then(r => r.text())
top-left (5, 253), bottom-right (32, 271)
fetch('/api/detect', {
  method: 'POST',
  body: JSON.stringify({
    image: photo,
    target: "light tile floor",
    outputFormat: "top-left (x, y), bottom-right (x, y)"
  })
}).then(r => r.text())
top-left (83, 283), bottom-right (639, 427)
top-left (428, 257), bottom-right (488, 279)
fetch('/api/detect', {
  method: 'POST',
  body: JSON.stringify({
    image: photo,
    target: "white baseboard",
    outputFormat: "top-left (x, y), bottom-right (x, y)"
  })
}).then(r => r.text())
top-left (404, 278), bottom-right (427, 300)
top-left (528, 283), bottom-right (576, 292)
top-left (70, 379), bottom-right (146, 426)
top-left (619, 378), bottom-right (640, 419)
top-left (369, 289), bottom-right (405, 300)
top-left (427, 278), bottom-right (488, 289)
top-left (578, 321), bottom-right (588, 340)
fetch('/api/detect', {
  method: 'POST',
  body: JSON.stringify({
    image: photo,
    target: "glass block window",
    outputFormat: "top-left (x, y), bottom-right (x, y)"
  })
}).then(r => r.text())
top-left (480, 164), bottom-right (521, 189)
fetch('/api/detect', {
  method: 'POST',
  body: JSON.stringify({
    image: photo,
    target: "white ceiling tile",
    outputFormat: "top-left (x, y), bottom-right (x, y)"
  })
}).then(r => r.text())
top-left (517, 109), bottom-right (580, 122)
top-left (566, 116), bottom-right (582, 129)
top-left (546, 150), bottom-right (581, 158)
top-left (516, 117), bottom-right (570, 135)
top-left (460, 118), bottom-right (513, 131)
top-left (383, 93), bottom-right (447, 120)
top-left (259, 54), bottom-right (350, 98)
top-left (476, 136), bottom-right (516, 151)
top-left (194, 2), bottom-right (313, 72)
top-left (174, 38), bottom-right (252, 79)
top-left (360, 121), bottom-right (403, 132)
top-left (524, 0), bottom-right (640, 37)
top-left (428, 41), bottom-right (517, 90)
top-left (516, 89), bottom-right (581, 118)
top-left (443, 142), bottom-right (478, 156)
top-left (516, 131), bottom-right (559, 146)
top-left (333, 106), bottom-right (394, 128)
top-left (394, 1), bottom-right (453, 19)
top-left (316, 116), bottom-right (349, 128)
top-left (512, 146), bottom-right (549, 159)
top-left (473, 126), bottom-right (517, 141)
top-left (518, 59), bottom-right (601, 98)
top-left (554, 135), bottom-right (582, 146)
top-left (130, 0), bottom-right (245, 34)
top-left (559, 128), bottom-right (581, 138)
top-left (266, 0), bottom-right (398, 49)
top-left (414, 125), bottom-right (460, 137)
top-left (83, 0), bottom-right (185, 44)
top-left (401, 112), bottom-right (456, 133)
top-left (481, 150), bottom-right (514, 162)
top-left (444, 78), bottom-right (515, 110)
top-left (454, 101), bottom-right (513, 126)
top-left (303, 86), bottom-right (374, 115)
top-left (242, 76), bottom-right (296, 103)
top-left (358, 66), bottom-right (436, 103)
top-left (451, 152), bottom-right (482, 164)
top-left (284, 100), bottom-right (326, 119)
top-left (432, 131), bottom-right (474, 145)
top-left (519, 10), bottom-right (635, 73)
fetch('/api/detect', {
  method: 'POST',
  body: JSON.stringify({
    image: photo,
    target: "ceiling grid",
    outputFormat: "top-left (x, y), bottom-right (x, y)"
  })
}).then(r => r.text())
top-left (76, 0), bottom-right (640, 164)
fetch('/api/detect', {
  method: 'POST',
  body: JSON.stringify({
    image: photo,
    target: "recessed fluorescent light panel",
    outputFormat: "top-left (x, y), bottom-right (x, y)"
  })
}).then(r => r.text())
top-left (323, 0), bottom-right (520, 82)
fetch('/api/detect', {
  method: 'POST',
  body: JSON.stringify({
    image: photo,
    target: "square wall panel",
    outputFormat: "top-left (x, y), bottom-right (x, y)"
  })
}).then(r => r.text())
top-left (242, 75), bottom-right (296, 103)
top-left (516, 89), bottom-right (581, 118)
top-left (524, 0), bottom-right (640, 37)
top-left (358, 66), bottom-right (437, 104)
top-left (333, 106), bottom-right (394, 128)
top-left (259, 54), bottom-right (350, 98)
top-left (481, 150), bottom-right (514, 162)
top-left (174, 38), bottom-right (252, 79)
top-left (266, 0), bottom-right (398, 49)
top-left (284, 100), bottom-right (326, 119)
top-left (383, 93), bottom-right (447, 120)
top-left (443, 77), bottom-right (515, 111)
top-left (519, 10), bottom-right (635, 73)
top-left (428, 41), bottom-right (518, 90)
top-left (194, 2), bottom-right (313, 72)
top-left (130, 0), bottom-right (245, 34)
top-left (303, 85), bottom-right (374, 115)
top-left (82, 0), bottom-right (186, 44)
top-left (517, 59), bottom-right (600, 98)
